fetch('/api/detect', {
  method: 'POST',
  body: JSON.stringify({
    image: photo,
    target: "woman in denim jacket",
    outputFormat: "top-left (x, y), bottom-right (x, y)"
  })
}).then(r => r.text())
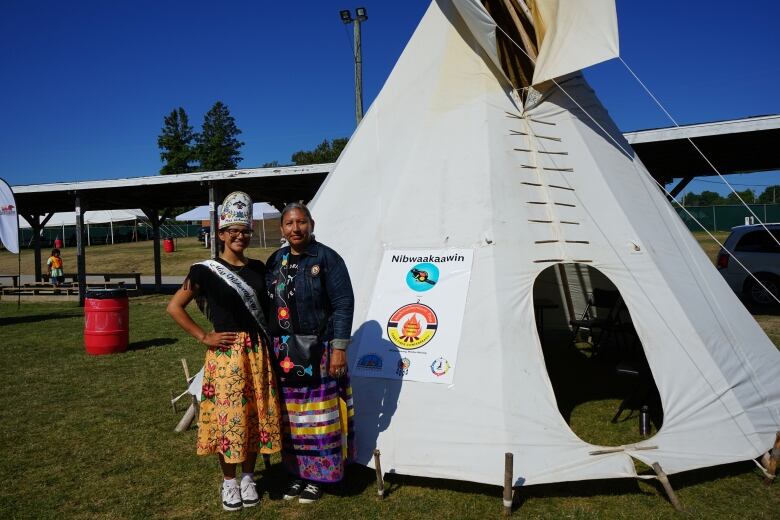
top-left (265, 202), bottom-right (355, 504)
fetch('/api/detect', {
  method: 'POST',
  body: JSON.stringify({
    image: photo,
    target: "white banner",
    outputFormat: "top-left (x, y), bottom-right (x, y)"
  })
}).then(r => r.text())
top-left (0, 178), bottom-right (19, 254)
top-left (352, 249), bottom-right (473, 384)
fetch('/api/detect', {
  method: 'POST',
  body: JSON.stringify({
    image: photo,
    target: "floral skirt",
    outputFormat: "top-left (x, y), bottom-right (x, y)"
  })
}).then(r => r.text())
top-left (196, 332), bottom-right (282, 463)
top-left (273, 338), bottom-right (355, 483)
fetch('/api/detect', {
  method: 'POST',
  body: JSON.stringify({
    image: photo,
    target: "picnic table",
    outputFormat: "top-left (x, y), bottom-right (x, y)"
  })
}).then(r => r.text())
top-left (0, 274), bottom-right (19, 287)
top-left (40, 273), bottom-right (143, 294)
top-left (1, 273), bottom-right (143, 298)
top-left (91, 273), bottom-right (143, 294)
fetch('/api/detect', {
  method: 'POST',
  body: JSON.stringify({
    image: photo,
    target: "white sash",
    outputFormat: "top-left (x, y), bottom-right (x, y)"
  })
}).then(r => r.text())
top-left (196, 259), bottom-right (267, 330)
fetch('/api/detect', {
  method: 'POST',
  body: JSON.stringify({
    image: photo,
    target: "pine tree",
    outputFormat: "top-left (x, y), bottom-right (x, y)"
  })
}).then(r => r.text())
top-left (195, 101), bottom-right (244, 171)
top-left (291, 138), bottom-right (349, 165)
top-left (157, 107), bottom-right (195, 175)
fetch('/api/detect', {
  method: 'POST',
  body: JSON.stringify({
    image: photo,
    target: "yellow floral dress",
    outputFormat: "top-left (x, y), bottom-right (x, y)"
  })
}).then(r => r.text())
top-left (187, 260), bottom-right (282, 462)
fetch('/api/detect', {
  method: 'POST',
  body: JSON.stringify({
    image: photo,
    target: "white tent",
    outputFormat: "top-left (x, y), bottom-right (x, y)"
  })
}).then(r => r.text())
top-left (309, 0), bottom-right (780, 488)
top-left (19, 209), bottom-right (146, 229)
top-left (176, 203), bottom-right (279, 222)
top-left (19, 209), bottom-right (146, 246)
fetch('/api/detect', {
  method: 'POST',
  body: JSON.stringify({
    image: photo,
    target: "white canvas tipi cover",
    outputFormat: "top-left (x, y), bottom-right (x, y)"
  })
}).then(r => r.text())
top-left (310, 0), bottom-right (780, 486)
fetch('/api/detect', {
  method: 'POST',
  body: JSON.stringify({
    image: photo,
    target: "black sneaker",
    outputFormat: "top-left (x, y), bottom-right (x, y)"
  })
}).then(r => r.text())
top-left (298, 482), bottom-right (322, 504)
top-left (283, 479), bottom-right (304, 501)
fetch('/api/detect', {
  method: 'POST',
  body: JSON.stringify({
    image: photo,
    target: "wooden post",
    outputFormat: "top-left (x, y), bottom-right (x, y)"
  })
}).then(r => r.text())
top-left (556, 264), bottom-right (576, 326)
top-left (142, 208), bottom-right (163, 293)
top-left (181, 358), bottom-right (191, 382)
top-left (174, 403), bottom-right (198, 433)
top-left (651, 462), bottom-right (684, 512)
top-left (763, 431), bottom-right (780, 486)
top-left (173, 358), bottom-right (199, 432)
top-left (503, 452), bottom-right (513, 516)
top-left (208, 183), bottom-right (220, 260)
top-left (75, 194), bottom-right (87, 307)
top-left (373, 449), bottom-right (384, 499)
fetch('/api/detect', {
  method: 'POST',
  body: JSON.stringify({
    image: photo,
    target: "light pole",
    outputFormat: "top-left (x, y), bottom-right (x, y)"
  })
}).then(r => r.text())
top-left (340, 8), bottom-right (368, 126)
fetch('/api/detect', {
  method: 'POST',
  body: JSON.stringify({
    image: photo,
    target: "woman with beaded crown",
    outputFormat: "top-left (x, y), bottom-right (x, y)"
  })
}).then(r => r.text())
top-left (167, 191), bottom-right (281, 512)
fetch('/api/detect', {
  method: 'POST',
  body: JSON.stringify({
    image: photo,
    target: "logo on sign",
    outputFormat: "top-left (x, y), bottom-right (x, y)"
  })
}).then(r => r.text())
top-left (357, 353), bottom-right (383, 370)
top-left (430, 357), bottom-right (451, 377)
top-left (387, 303), bottom-right (438, 350)
top-left (406, 262), bottom-right (439, 292)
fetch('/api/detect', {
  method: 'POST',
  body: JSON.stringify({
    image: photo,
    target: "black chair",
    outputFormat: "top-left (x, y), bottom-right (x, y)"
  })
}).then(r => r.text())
top-left (611, 358), bottom-right (652, 423)
top-left (569, 288), bottom-right (622, 353)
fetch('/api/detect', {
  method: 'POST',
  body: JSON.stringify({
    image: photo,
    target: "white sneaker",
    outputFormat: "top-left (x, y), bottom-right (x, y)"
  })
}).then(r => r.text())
top-left (221, 480), bottom-right (242, 511)
top-left (240, 476), bottom-right (260, 508)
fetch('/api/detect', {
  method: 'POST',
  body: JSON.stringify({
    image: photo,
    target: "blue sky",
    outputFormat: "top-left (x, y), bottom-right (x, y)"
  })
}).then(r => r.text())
top-left (1, 0), bottom-right (778, 197)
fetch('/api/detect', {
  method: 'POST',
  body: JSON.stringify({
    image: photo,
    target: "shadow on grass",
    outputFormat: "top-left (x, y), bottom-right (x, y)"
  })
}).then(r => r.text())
top-left (518, 476), bottom-right (652, 504)
top-left (0, 311), bottom-right (81, 326)
top-left (644, 460), bottom-right (758, 493)
top-left (254, 462), bottom-right (390, 500)
top-left (138, 285), bottom-right (180, 296)
top-left (380, 471), bottom-right (500, 500)
top-left (254, 458), bottom-right (763, 512)
top-left (127, 338), bottom-right (178, 350)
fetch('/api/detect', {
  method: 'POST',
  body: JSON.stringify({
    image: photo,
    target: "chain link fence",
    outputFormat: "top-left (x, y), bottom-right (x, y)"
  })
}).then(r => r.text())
top-left (675, 204), bottom-right (780, 232)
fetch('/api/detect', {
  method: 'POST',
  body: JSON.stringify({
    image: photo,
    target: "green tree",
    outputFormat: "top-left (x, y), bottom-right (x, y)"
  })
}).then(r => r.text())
top-left (757, 185), bottom-right (780, 204)
top-left (157, 107), bottom-right (195, 175)
top-left (196, 101), bottom-right (244, 171)
top-left (698, 190), bottom-right (725, 206)
top-left (725, 189), bottom-right (755, 205)
top-left (684, 190), bottom-right (724, 206)
top-left (291, 138), bottom-right (348, 165)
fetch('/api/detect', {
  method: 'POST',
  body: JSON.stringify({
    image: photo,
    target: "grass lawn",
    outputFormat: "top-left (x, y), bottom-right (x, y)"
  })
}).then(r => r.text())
top-left (1, 301), bottom-right (778, 519)
top-left (692, 231), bottom-right (730, 265)
top-left (1, 231), bottom-right (778, 518)
top-left (0, 232), bottom-right (730, 278)
top-left (0, 237), bottom-right (276, 277)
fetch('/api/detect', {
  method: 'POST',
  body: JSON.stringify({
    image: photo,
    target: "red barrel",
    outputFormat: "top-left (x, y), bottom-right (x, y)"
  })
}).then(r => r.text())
top-left (84, 289), bottom-right (129, 355)
top-left (163, 238), bottom-right (175, 253)
top-left (54, 238), bottom-right (63, 249)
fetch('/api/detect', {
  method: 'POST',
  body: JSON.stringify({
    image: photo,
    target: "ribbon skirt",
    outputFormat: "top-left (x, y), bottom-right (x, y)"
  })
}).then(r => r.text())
top-left (273, 338), bottom-right (356, 483)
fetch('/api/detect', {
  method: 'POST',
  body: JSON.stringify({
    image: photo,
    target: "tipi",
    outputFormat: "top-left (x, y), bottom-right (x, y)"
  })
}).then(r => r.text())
top-left (310, 0), bottom-right (780, 487)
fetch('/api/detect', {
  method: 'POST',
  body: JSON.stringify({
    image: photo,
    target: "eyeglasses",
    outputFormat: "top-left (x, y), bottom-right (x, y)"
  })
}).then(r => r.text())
top-left (224, 228), bottom-right (253, 238)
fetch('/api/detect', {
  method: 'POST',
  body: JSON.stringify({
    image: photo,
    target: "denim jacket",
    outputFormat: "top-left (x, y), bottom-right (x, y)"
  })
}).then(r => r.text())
top-left (265, 239), bottom-right (355, 350)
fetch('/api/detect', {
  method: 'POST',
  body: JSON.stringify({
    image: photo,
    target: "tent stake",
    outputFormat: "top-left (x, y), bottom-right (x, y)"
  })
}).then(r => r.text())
top-left (173, 358), bottom-right (199, 432)
top-left (503, 452), bottom-right (513, 516)
top-left (763, 431), bottom-right (780, 486)
top-left (373, 449), bottom-right (385, 499)
top-left (651, 462), bottom-right (683, 511)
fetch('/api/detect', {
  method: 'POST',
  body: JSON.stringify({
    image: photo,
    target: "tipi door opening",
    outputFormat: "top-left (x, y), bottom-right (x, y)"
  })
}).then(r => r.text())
top-left (533, 263), bottom-right (663, 447)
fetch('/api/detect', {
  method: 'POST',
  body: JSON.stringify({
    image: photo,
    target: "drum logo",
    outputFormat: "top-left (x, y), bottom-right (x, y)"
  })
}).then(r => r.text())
top-left (430, 357), bottom-right (451, 377)
top-left (387, 303), bottom-right (438, 350)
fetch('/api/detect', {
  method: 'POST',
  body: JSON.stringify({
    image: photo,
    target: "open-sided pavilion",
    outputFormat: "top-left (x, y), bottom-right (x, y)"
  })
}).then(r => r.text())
top-left (11, 164), bottom-right (332, 303)
top-left (9, 114), bottom-right (780, 304)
